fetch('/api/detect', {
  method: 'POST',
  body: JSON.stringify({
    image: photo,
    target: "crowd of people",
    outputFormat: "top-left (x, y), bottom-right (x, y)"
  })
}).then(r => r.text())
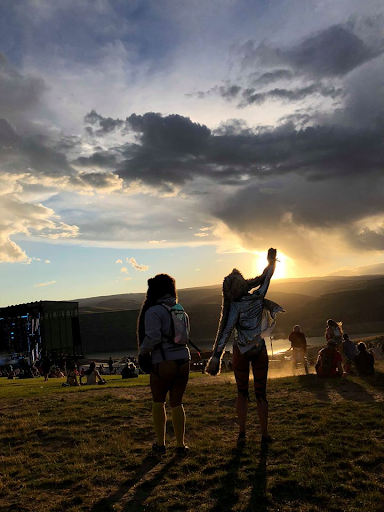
top-left (136, 248), bottom-right (383, 455)
top-left (2, 247), bottom-right (383, 456)
top-left (0, 353), bottom-right (140, 384)
top-left (286, 320), bottom-right (378, 378)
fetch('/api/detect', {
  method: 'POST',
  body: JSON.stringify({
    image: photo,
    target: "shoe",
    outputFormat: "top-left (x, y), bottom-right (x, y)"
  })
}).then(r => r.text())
top-left (237, 432), bottom-right (246, 447)
top-left (261, 435), bottom-right (274, 444)
top-left (176, 445), bottom-right (189, 456)
top-left (152, 443), bottom-right (166, 455)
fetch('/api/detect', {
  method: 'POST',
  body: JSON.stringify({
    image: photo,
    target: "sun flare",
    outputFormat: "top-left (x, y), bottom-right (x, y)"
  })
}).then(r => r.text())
top-left (253, 250), bottom-right (292, 280)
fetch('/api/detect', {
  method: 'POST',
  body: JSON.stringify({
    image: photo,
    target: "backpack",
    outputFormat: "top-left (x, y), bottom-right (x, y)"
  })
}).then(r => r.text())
top-left (162, 303), bottom-right (190, 345)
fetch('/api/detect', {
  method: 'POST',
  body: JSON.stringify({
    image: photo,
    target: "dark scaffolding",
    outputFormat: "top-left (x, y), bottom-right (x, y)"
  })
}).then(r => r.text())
top-left (0, 301), bottom-right (82, 362)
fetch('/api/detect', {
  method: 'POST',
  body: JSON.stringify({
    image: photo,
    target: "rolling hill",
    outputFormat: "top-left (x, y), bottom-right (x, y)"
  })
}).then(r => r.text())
top-left (75, 275), bottom-right (384, 355)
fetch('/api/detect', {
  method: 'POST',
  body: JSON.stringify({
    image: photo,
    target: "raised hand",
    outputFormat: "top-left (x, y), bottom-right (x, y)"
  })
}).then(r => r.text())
top-left (267, 248), bottom-right (277, 264)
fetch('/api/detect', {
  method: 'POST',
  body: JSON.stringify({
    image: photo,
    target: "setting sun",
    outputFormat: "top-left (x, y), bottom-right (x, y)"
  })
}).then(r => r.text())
top-left (253, 250), bottom-right (292, 280)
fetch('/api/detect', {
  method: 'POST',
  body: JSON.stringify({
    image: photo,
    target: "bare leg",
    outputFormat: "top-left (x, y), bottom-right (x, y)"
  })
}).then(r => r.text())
top-left (256, 398), bottom-right (268, 437)
top-left (236, 391), bottom-right (248, 433)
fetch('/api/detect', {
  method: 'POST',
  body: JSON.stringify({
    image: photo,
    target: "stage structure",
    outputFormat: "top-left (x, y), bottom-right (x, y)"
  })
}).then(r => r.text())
top-left (0, 301), bottom-right (82, 364)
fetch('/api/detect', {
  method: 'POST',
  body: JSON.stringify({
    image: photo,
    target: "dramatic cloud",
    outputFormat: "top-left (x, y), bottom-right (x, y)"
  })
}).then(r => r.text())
top-left (84, 110), bottom-right (125, 136)
top-left (239, 21), bottom-right (384, 77)
top-left (2, 2), bottom-right (384, 283)
top-left (127, 257), bottom-right (149, 272)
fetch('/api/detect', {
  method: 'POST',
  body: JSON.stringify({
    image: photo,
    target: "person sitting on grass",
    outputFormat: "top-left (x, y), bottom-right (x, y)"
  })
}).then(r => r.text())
top-left (354, 342), bottom-right (375, 376)
top-left (65, 362), bottom-right (80, 386)
top-left (315, 339), bottom-right (343, 378)
top-left (342, 333), bottom-right (358, 374)
top-left (121, 363), bottom-right (139, 379)
top-left (83, 361), bottom-right (106, 385)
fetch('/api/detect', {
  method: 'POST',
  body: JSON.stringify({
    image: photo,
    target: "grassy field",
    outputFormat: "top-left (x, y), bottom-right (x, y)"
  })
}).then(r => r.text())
top-left (1, 364), bottom-right (384, 512)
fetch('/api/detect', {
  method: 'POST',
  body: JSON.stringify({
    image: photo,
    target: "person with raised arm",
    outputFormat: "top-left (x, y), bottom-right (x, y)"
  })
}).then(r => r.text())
top-left (206, 248), bottom-right (285, 446)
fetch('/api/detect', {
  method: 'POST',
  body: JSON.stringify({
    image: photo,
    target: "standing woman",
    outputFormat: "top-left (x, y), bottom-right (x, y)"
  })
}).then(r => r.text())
top-left (138, 274), bottom-right (190, 455)
top-left (206, 249), bottom-right (284, 445)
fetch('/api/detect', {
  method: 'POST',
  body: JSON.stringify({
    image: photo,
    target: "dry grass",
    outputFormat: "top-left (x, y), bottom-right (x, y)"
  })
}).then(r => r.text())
top-left (0, 364), bottom-right (384, 512)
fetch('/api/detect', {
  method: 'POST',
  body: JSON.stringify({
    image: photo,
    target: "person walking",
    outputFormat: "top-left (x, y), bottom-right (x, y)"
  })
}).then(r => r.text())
top-left (206, 248), bottom-right (285, 446)
top-left (138, 274), bottom-right (190, 456)
top-left (288, 325), bottom-right (308, 374)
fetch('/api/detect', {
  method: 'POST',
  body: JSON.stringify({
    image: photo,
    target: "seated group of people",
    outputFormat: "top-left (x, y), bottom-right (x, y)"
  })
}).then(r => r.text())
top-left (316, 335), bottom-right (375, 378)
top-left (64, 361), bottom-right (107, 387)
top-left (289, 322), bottom-right (376, 378)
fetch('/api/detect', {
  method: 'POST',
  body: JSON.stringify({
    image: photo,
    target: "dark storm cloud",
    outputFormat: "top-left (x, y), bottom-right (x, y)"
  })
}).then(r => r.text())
top-left (239, 83), bottom-right (343, 107)
top-left (249, 69), bottom-right (294, 86)
top-left (186, 83), bottom-right (241, 101)
top-left (346, 226), bottom-right (384, 251)
top-left (82, 111), bottom-right (384, 191)
top-left (191, 19), bottom-right (384, 110)
top-left (240, 23), bottom-right (383, 77)
top-left (84, 109), bottom-right (125, 136)
top-left (75, 152), bottom-right (118, 169)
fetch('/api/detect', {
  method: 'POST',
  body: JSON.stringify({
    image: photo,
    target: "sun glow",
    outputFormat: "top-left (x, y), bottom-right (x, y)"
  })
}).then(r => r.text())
top-left (253, 250), bottom-right (292, 280)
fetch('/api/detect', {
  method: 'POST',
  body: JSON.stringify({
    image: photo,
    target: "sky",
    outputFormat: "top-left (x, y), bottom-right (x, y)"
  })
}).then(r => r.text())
top-left (1, 0), bottom-right (384, 306)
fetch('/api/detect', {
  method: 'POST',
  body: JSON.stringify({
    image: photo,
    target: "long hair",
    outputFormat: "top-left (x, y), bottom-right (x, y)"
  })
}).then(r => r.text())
top-left (137, 274), bottom-right (177, 348)
top-left (212, 269), bottom-right (248, 352)
top-left (326, 319), bottom-right (343, 336)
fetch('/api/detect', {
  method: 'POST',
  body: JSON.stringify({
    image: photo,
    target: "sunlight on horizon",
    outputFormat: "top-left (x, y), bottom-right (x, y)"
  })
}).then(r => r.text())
top-left (253, 250), bottom-right (293, 280)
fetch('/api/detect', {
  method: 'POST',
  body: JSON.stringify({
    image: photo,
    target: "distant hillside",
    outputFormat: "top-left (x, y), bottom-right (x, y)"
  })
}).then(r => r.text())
top-left (75, 275), bottom-right (384, 354)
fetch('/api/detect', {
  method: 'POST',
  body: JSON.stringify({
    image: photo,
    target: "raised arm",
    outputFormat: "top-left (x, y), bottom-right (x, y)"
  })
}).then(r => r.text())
top-left (246, 248), bottom-right (277, 294)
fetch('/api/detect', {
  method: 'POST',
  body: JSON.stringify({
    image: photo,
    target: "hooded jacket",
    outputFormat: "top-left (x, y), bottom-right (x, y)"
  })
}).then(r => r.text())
top-left (139, 295), bottom-right (191, 364)
top-left (214, 264), bottom-right (285, 356)
top-left (214, 295), bottom-right (284, 355)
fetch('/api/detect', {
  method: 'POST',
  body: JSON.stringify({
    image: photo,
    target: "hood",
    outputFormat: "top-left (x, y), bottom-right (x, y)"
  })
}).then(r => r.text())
top-left (156, 295), bottom-right (176, 307)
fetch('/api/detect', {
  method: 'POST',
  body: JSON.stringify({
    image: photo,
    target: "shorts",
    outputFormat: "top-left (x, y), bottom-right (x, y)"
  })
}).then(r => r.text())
top-left (232, 342), bottom-right (269, 401)
top-left (150, 359), bottom-right (190, 407)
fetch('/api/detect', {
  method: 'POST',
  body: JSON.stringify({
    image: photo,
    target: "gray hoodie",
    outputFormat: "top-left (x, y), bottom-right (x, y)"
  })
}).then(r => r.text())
top-left (139, 296), bottom-right (191, 364)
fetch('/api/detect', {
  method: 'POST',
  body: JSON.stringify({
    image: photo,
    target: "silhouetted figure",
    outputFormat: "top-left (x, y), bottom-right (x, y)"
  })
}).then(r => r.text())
top-left (342, 333), bottom-right (358, 373)
top-left (288, 325), bottom-right (308, 374)
top-left (84, 361), bottom-right (106, 385)
top-left (325, 319), bottom-right (343, 352)
top-left (121, 363), bottom-right (138, 379)
top-left (108, 357), bottom-right (113, 375)
top-left (42, 354), bottom-right (52, 381)
top-left (206, 248), bottom-right (284, 446)
top-left (316, 339), bottom-right (343, 378)
top-left (138, 273), bottom-right (190, 456)
top-left (355, 342), bottom-right (374, 376)
top-left (65, 361), bottom-right (80, 386)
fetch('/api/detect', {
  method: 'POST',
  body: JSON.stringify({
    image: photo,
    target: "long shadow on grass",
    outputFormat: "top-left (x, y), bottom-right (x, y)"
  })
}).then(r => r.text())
top-left (210, 444), bottom-right (246, 512)
top-left (245, 443), bottom-right (268, 512)
top-left (326, 377), bottom-right (376, 402)
top-left (90, 455), bottom-right (177, 512)
top-left (297, 374), bottom-right (377, 403)
top-left (297, 374), bottom-right (331, 402)
top-left (359, 369), bottom-right (384, 389)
